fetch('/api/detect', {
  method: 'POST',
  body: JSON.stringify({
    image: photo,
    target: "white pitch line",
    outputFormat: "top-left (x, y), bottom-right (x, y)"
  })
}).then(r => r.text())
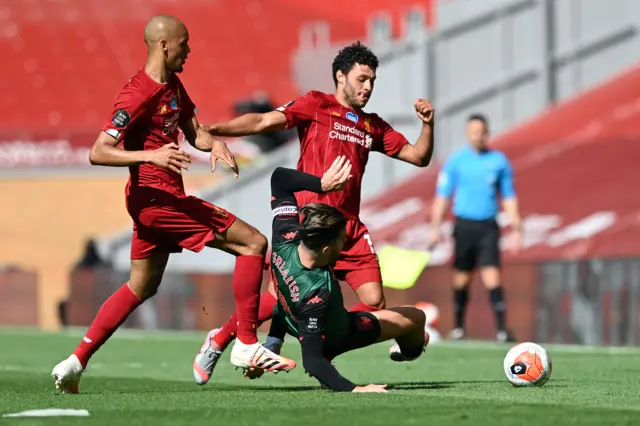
top-left (1, 327), bottom-right (639, 355)
top-left (432, 340), bottom-right (640, 355)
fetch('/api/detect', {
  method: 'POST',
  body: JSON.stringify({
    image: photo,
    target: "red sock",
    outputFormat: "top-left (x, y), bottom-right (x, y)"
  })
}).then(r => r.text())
top-left (213, 291), bottom-right (277, 350)
top-left (73, 283), bottom-right (142, 368)
top-left (349, 302), bottom-right (382, 313)
top-left (232, 255), bottom-right (265, 344)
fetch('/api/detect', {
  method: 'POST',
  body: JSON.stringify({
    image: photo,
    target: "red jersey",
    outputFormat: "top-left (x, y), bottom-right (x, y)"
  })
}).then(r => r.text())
top-left (101, 69), bottom-right (196, 198)
top-left (277, 91), bottom-right (408, 218)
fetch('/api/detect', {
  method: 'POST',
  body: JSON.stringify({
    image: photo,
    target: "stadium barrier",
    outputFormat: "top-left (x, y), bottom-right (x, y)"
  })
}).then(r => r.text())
top-left (21, 258), bottom-right (633, 346)
top-left (0, 268), bottom-right (39, 326)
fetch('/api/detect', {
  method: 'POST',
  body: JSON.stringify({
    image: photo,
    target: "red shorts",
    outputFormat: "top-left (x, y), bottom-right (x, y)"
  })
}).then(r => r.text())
top-left (333, 218), bottom-right (382, 291)
top-left (126, 192), bottom-right (236, 260)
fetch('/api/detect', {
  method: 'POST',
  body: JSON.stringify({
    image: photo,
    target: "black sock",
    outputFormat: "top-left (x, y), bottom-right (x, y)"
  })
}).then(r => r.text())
top-left (489, 287), bottom-right (506, 331)
top-left (268, 312), bottom-right (287, 340)
top-left (453, 288), bottom-right (469, 329)
top-left (399, 342), bottom-right (424, 358)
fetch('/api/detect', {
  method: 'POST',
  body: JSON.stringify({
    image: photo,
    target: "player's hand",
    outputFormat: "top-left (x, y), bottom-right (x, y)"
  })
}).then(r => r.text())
top-left (352, 384), bottom-right (388, 393)
top-left (509, 228), bottom-right (523, 253)
top-left (147, 142), bottom-right (191, 174)
top-left (321, 155), bottom-right (352, 192)
top-left (414, 99), bottom-right (434, 124)
top-left (210, 138), bottom-right (239, 178)
top-left (428, 227), bottom-right (443, 248)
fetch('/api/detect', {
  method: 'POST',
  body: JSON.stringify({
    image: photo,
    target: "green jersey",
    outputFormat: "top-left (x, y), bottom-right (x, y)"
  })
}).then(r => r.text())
top-left (267, 166), bottom-right (361, 392)
top-left (270, 238), bottom-right (349, 348)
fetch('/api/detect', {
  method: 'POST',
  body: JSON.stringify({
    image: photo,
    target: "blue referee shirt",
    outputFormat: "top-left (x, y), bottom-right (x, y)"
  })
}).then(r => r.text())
top-left (436, 145), bottom-right (516, 221)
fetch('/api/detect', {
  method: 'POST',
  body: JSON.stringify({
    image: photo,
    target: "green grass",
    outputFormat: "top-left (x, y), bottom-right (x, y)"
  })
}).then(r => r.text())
top-left (1, 328), bottom-right (640, 425)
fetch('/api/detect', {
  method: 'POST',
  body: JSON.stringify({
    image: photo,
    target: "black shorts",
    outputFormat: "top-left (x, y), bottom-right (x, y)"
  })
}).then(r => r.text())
top-left (452, 217), bottom-right (501, 271)
top-left (323, 312), bottom-right (381, 359)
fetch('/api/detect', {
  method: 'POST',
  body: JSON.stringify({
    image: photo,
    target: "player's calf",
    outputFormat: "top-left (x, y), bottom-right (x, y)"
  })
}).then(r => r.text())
top-left (207, 218), bottom-right (268, 345)
top-left (127, 255), bottom-right (168, 300)
top-left (53, 252), bottom-right (169, 391)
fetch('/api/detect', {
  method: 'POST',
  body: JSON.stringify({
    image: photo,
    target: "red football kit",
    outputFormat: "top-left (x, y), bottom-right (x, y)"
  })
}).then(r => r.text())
top-left (68, 71), bottom-right (269, 376)
top-left (209, 90), bottom-right (411, 351)
top-left (101, 69), bottom-right (236, 259)
top-left (277, 90), bottom-right (409, 289)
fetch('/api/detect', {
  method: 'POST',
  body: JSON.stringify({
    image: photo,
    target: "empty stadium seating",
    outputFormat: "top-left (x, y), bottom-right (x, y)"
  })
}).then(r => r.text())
top-left (362, 65), bottom-right (640, 261)
top-left (1, 0), bottom-right (433, 135)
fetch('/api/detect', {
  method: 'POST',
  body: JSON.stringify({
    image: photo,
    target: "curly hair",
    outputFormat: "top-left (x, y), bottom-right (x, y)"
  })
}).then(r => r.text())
top-left (331, 41), bottom-right (379, 87)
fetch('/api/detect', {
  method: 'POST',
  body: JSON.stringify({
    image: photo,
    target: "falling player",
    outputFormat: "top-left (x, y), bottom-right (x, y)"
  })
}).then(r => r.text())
top-left (264, 157), bottom-right (428, 392)
top-left (193, 41), bottom-right (434, 384)
top-left (51, 15), bottom-right (295, 394)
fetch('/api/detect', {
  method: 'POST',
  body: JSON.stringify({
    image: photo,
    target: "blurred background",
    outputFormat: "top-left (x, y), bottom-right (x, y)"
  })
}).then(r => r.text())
top-left (2, 0), bottom-right (640, 346)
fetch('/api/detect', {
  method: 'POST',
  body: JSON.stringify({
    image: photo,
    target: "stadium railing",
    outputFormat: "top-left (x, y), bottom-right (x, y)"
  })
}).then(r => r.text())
top-left (8, 257), bottom-right (630, 346)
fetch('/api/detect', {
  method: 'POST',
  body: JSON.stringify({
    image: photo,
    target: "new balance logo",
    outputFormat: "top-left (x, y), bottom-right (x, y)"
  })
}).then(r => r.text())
top-left (358, 316), bottom-right (374, 330)
top-left (306, 296), bottom-right (324, 304)
top-left (282, 231), bottom-right (298, 240)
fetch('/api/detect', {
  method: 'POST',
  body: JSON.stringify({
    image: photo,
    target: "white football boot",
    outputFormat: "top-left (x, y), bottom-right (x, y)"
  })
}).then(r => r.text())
top-left (193, 328), bottom-right (224, 385)
top-left (389, 332), bottom-right (430, 362)
top-left (229, 340), bottom-right (296, 374)
top-left (51, 354), bottom-right (83, 394)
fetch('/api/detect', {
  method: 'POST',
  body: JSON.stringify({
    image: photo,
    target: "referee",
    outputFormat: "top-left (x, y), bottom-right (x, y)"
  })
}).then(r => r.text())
top-left (429, 114), bottom-right (522, 343)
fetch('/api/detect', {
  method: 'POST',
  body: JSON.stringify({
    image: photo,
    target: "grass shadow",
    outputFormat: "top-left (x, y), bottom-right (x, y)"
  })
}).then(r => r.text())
top-left (387, 381), bottom-right (453, 390)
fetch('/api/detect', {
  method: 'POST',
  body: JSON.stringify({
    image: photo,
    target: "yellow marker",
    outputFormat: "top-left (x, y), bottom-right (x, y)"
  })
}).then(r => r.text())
top-left (378, 245), bottom-right (431, 290)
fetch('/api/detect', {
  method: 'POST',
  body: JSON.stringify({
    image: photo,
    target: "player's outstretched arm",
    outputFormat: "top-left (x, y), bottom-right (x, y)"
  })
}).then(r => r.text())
top-left (270, 156), bottom-right (351, 243)
top-left (297, 292), bottom-right (357, 392)
top-left (205, 110), bottom-right (287, 137)
top-left (298, 296), bottom-right (387, 393)
top-left (181, 116), bottom-right (239, 177)
top-left (271, 156), bottom-right (352, 200)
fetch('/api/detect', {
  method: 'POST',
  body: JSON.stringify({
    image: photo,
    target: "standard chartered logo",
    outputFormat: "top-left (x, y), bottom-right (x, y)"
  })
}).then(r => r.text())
top-left (330, 122), bottom-right (372, 149)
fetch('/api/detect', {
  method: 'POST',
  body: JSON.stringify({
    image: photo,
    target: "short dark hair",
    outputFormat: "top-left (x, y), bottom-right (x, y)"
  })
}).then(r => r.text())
top-left (468, 113), bottom-right (489, 129)
top-left (298, 203), bottom-right (346, 250)
top-left (332, 41), bottom-right (379, 87)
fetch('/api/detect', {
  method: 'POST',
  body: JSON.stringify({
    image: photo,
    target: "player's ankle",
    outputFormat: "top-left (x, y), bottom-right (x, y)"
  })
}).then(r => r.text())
top-left (236, 335), bottom-right (258, 345)
top-left (211, 333), bottom-right (233, 351)
top-left (265, 336), bottom-right (284, 353)
top-left (398, 343), bottom-right (423, 359)
top-left (72, 351), bottom-right (89, 369)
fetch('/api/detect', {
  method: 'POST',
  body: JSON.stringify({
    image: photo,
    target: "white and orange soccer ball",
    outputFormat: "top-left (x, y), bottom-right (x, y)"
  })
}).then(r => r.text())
top-left (414, 302), bottom-right (442, 343)
top-left (503, 342), bottom-right (552, 387)
top-left (414, 302), bottom-right (440, 327)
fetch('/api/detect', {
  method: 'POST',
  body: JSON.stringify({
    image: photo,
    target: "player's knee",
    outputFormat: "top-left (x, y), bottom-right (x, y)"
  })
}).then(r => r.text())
top-left (411, 307), bottom-right (427, 330)
top-left (129, 270), bottom-right (164, 301)
top-left (362, 294), bottom-right (386, 310)
top-left (453, 271), bottom-right (472, 289)
top-left (244, 231), bottom-right (268, 257)
top-left (355, 281), bottom-right (386, 309)
top-left (373, 296), bottom-right (386, 310)
top-left (395, 306), bottom-right (426, 331)
top-left (480, 267), bottom-right (501, 289)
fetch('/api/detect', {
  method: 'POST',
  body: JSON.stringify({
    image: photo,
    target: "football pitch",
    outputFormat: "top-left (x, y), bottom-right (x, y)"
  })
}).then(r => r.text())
top-left (1, 328), bottom-right (639, 425)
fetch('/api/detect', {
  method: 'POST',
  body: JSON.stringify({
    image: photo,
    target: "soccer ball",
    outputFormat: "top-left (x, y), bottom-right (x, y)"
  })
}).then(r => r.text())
top-left (414, 302), bottom-right (442, 343)
top-left (503, 342), bottom-right (552, 387)
top-left (414, 301), bottom-right (440, 327)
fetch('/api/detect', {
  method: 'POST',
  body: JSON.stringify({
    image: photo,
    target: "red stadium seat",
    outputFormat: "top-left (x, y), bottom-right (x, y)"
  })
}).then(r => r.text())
top-left (2, 0), bottom-right (433, 135)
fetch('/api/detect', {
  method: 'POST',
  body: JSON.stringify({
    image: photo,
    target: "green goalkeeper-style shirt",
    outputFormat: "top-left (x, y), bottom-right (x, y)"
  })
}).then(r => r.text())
top-left (269, 236), bottom-right (348, 348)
top-left (267, 166), bottom-right (358, 392)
